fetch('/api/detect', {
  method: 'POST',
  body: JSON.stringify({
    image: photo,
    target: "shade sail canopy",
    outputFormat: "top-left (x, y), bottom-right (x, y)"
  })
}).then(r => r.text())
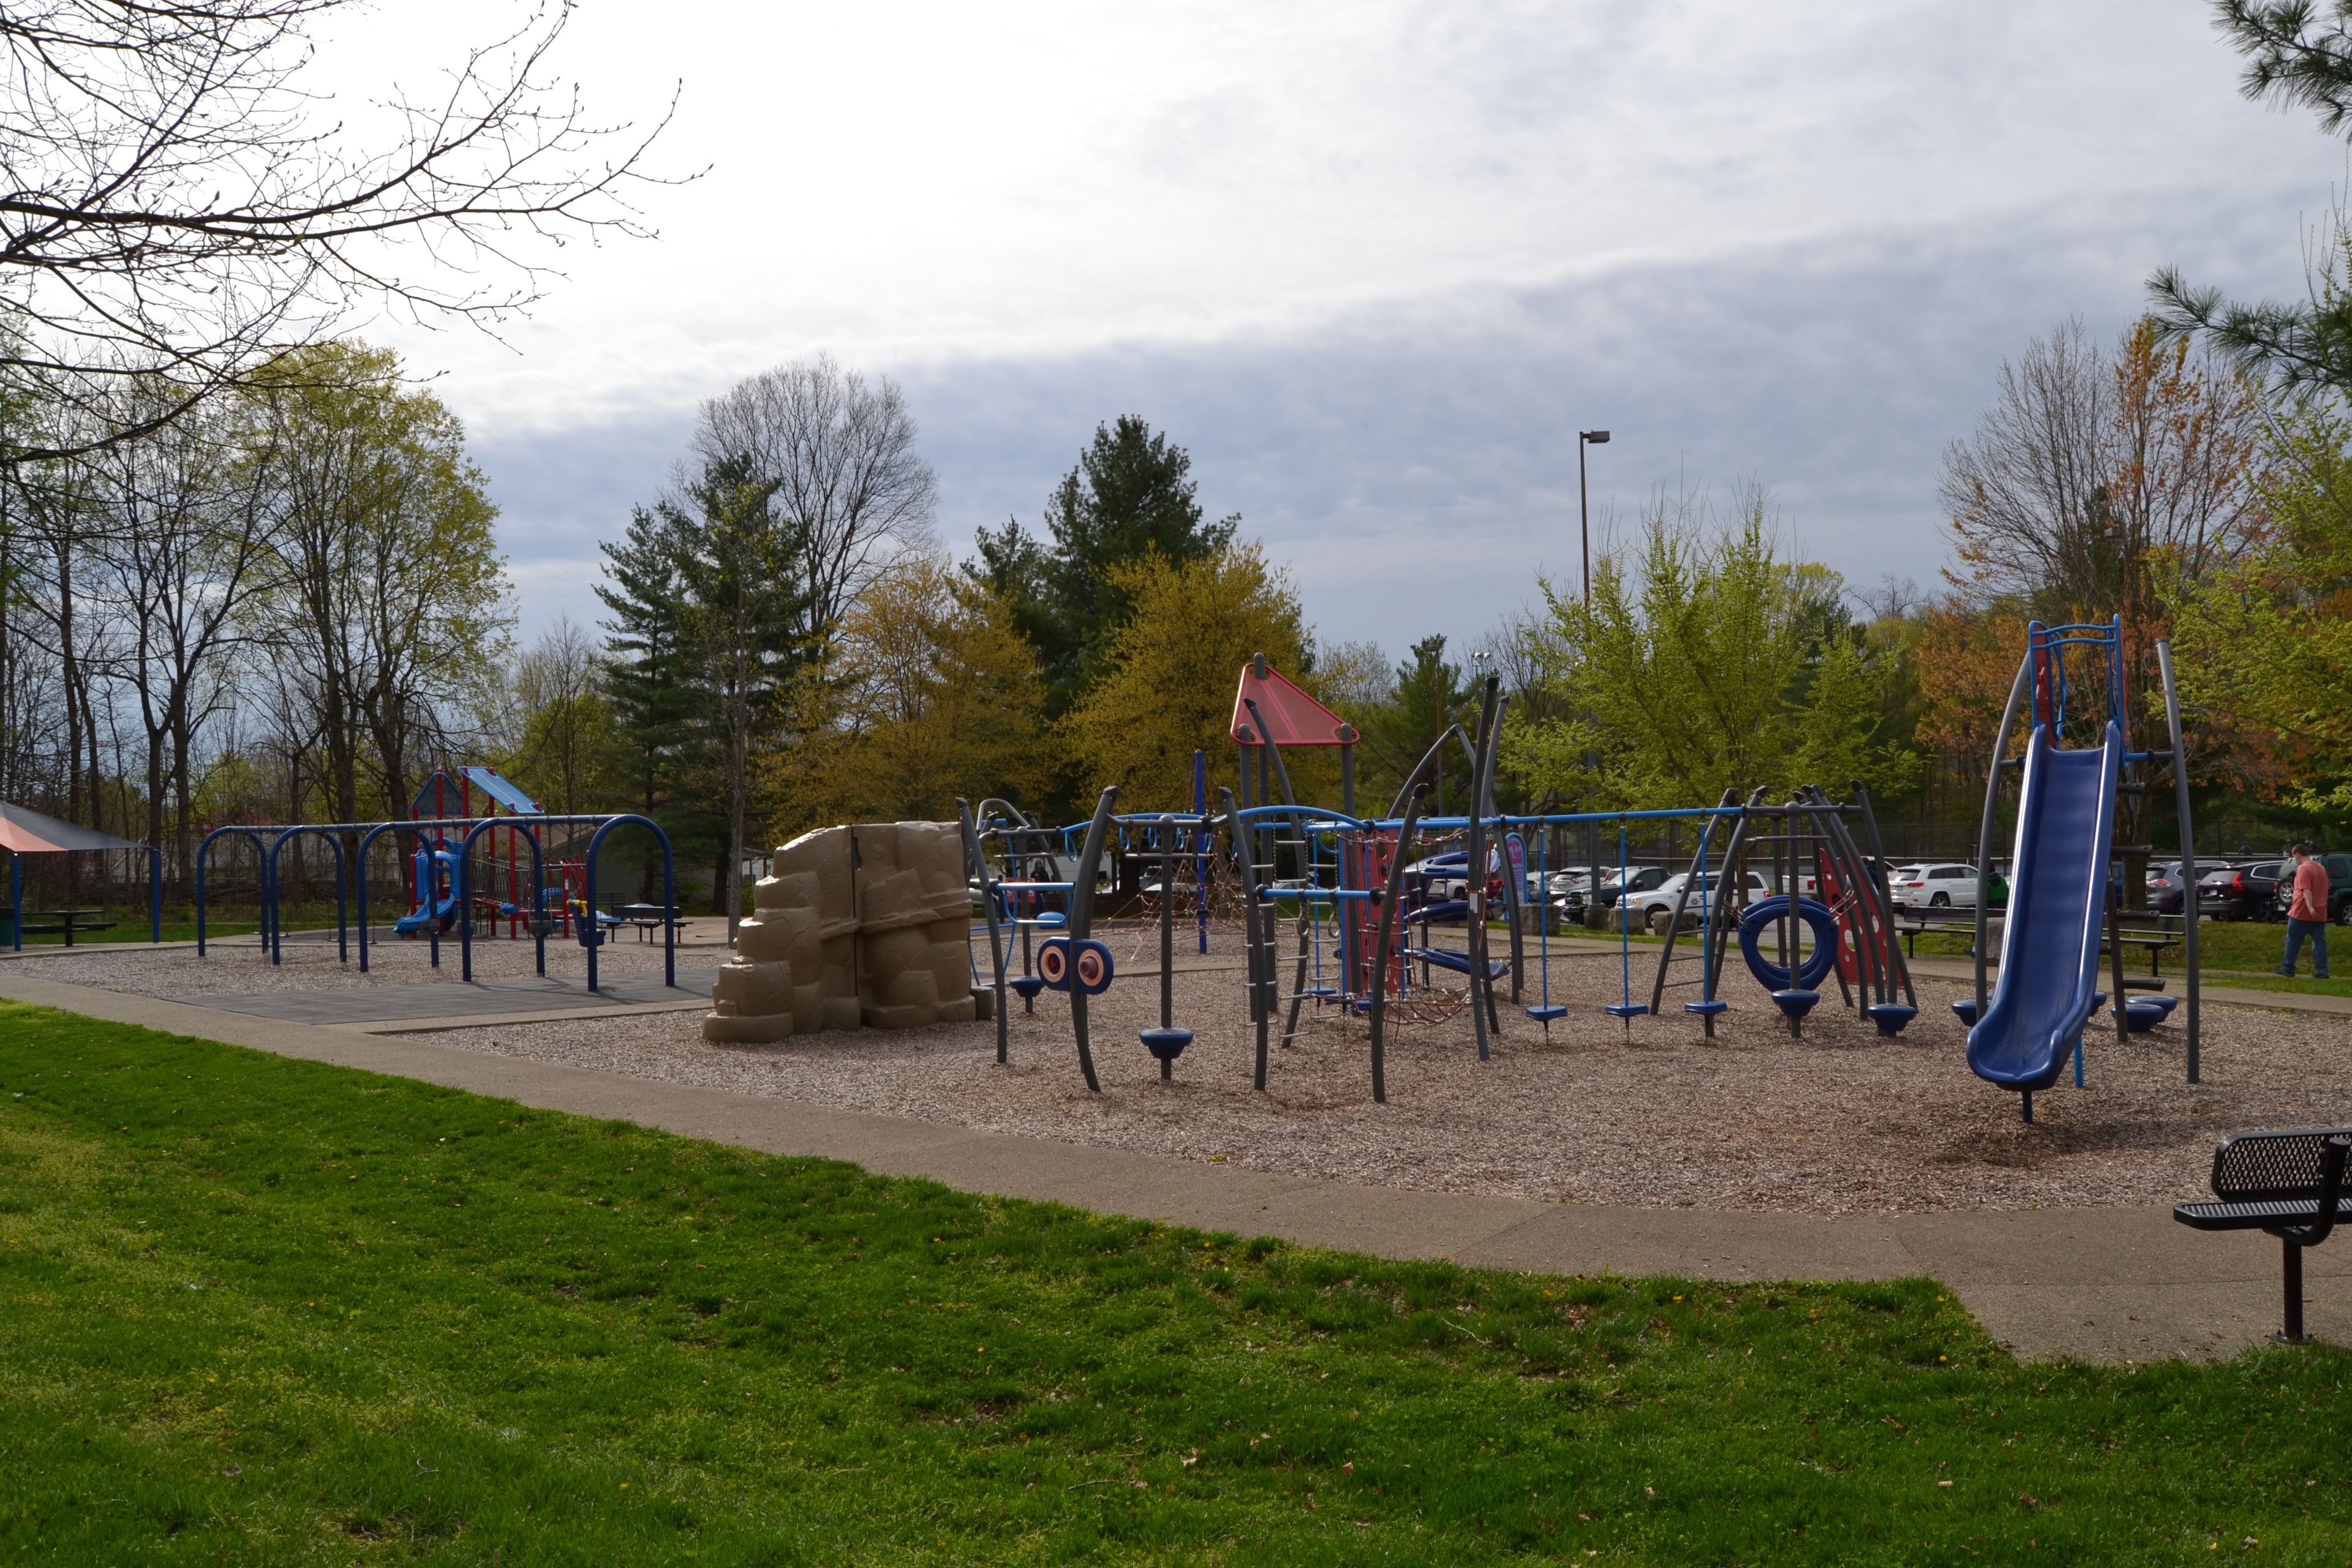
top-left (1230, 662), bottom-right (1353, 747)
top-left (0, 801), bottom-right (148, 854)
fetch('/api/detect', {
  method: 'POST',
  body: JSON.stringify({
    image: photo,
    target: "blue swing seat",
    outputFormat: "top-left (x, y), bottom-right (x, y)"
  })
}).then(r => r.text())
top-left (1684, 1000), bottom-right (1729, 1018)
top-left (1525, 1003), bottom-right (1568, 1023)
top-left (1604, 1001), bottom-right (1649, 1019)
top-left (1951, 997), bottom-right (1980, 1025)
top-left (1865, 1003), bottom-right (1917, 1036)
top-left (1009, 975), bottom-right (1047, 1000)
top-left (1771, 989), bottom-right (1821, 1020)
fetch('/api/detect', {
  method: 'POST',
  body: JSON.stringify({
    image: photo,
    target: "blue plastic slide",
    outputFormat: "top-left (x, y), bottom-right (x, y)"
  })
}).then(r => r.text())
top-left (1966, 720), bottom-right (2122, 1098)
top-left (394, 848), bottom-right (464, 936)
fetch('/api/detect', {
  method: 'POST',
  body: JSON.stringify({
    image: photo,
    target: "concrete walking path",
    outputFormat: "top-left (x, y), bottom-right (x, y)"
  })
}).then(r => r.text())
top-left (0, 969), bottom-right (2341, 1365)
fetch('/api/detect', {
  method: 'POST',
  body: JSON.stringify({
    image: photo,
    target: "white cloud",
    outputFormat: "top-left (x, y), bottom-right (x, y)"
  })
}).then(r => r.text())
top-left (341, 1), bottom-right (2349, 661)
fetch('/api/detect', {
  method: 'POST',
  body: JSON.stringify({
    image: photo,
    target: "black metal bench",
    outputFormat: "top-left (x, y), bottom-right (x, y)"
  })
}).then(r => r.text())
top-left (2174, 1128), bottom-right (2350, 1343)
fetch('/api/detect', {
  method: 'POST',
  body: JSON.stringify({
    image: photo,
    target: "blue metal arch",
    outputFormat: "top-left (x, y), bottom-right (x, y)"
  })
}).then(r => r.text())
top-left (582, 814), bottom-right (676, 992)
top-left (456, 816), bottom-right (546, 983)
top-left (262, 826), bottom-right (352, 966)
top-left (195, 827), bottom-right (271, 957)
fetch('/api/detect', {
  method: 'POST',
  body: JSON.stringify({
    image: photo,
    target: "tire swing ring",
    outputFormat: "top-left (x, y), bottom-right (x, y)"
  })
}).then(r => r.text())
top-left (1736, 899), bottom-right (1841, 992)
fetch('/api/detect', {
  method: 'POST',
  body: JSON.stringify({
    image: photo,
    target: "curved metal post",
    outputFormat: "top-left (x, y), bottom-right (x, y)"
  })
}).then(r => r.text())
top-left (1221, 788), bottom-right (1273, 1089)
top-left (456, 818), bottom-right (546, 983)
top-left (1367, 782), bottom-right (1432, 1104)
top-left (1066, 786), bottom-right (1118, 1093)
top-left (956, 797), bottom-right (1011, 1066)
top-left (1845, 780), bottom-right (1917, 1007)
top-left (1464, 675), bottom-right (1502, 1060)
top-left (584, 814), bottom-right (677, 993)
top-left (1975, 651), bottom-right (2035, 1016)
top-left (1385, 723), bottom-right (1472, 820)
top-left (195, 826), bottom-right (270, 957)
top-left (1243, 697), bottom-right (1319, 1049)
top-left (2157, 639), bottom-right (2201, 1081)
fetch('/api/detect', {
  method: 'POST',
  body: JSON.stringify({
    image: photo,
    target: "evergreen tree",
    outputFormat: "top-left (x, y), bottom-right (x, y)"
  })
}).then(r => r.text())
top-left (597, 502), bottom-right (699, 826)
top-left (1355, 635), bottom-right (1478, 816)
top-left (972, 416), bottom-right (1238, 712)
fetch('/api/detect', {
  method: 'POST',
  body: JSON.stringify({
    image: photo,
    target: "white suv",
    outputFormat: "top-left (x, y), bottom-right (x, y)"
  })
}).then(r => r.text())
top-left (1630, 870), bottom-right (1776, 930)
top-left (1887, 864), bottom-right (1977, 912)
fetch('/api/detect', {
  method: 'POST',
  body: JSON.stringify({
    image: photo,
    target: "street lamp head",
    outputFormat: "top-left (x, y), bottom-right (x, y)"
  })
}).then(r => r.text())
top-left (1581, 429), bottom-right (1611, 445)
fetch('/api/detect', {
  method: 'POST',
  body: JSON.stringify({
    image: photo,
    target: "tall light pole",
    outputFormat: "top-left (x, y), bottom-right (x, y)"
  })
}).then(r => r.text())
top-left (1578, 429), bottom-right (1610, 605)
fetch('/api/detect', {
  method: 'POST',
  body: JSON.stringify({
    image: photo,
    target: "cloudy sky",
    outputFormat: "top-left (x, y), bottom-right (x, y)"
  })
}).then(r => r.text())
top-left (342, 1), bottom-right (2346, 665)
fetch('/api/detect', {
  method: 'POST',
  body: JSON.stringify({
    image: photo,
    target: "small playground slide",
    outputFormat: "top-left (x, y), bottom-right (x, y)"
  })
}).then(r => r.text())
top-left (394, 846), bottom-right (464, 936)
top-left (394, 891), bottom-right (462, 937)
top-left (1966, 721), bottom-right (2122, 1093)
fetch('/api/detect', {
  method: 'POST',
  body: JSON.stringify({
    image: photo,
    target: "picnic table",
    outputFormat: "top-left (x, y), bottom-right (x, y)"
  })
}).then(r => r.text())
top-left (613, 902), bottom-right (688, 942)
top-left (1893, 916), bottom-right (1980, 958)
top-left (2, 907), bottom-right (115, 947)
top-left (2106, 919), bottom-right (2184, 976)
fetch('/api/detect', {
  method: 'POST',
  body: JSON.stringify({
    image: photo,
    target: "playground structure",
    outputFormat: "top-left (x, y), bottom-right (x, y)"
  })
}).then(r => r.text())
top-left (1963, 620), bottom-right (2201, 1121)
top-left (935, 650), bottom-right (2177, 1110)
top-left (194, 768), bottom-right (679, 992)
top-left (391, 767), bottom-right (601, 942)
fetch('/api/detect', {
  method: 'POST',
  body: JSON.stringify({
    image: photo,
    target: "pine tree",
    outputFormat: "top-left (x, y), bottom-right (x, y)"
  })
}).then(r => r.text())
top-left (972, 416), bottom-right (1238, 713)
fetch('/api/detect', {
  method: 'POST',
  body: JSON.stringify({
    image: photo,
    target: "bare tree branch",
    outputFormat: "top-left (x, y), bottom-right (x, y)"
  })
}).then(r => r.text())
top-left (0, 0), bottom-right (687, 462)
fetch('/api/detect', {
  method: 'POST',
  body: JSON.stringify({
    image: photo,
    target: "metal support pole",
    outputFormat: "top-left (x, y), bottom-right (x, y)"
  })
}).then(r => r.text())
top-left (1975, 652), bottom-right (2035, 1019)
top-left (2157, 639), bottom-right (2201, 1082)
top-left (1068, 788), bottom-right (1118, 1095)
top-left (956, 799), bottom-right (1010, 1066)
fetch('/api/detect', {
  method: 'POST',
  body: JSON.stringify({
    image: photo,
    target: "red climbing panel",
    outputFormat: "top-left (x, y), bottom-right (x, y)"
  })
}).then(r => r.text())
top-left (1231, 662), bottom-right (1352, 747)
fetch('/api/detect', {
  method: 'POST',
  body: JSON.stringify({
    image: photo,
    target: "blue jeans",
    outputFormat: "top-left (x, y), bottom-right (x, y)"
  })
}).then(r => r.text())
top-left (2284, 918), bottom-right (2331, 977)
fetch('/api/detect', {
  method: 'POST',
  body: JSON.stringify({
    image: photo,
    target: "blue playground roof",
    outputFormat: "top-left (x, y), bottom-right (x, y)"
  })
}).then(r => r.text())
top-left (460, 766), bottom-right (543, 815)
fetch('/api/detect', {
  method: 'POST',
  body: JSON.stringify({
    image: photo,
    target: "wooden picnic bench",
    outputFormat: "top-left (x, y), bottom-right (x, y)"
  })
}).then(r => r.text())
top-left (2174, 1128), bottom-right (2350, 1343)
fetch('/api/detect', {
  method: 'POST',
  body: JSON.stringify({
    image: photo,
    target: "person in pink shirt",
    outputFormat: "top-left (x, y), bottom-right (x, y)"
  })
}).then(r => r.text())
top-left (2278, 843), bottom-right (2331, 979)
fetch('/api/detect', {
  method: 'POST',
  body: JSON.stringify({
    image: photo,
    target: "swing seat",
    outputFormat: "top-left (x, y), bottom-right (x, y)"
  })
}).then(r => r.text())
top-left (1684, 1000), bottom-right (1729, 1019)
top-left (1950, 998), bottom-right (1980, 1025)
top-left (1525, 1003), bottom-right (1568, 1023)
top-left (1770, 989), bottom-right (1820, 1020)
top-left (1023, 913), bottom-right (1067, 929)
top-left (1604, 1001), bottom-right (1650, 1019)
top-left (2124, 1001), bottom-right (2168, 1035)
top-left (2139, 993), bottom-right (2179, 1017)
top-left (1300, 986), bottom-right (1338, 1000)
top-left (1009, 975), bottom-right (1047, 1000)
top-left (1140, 1027), bottom-right (1194, 1062)
top-left (1864, 1003), bottom-right (1917, 1037)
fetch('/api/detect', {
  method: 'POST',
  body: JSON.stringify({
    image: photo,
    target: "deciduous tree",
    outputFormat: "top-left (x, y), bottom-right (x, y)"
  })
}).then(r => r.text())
top-left (1505, 491), bottom-right (1917, 812)
top-left (1061, 543), bottom-right (1309, 809)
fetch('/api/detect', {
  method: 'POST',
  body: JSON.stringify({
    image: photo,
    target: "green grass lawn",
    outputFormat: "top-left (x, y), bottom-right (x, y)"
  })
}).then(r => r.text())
top-left (1, 1005), bottom-right (2345, 1564)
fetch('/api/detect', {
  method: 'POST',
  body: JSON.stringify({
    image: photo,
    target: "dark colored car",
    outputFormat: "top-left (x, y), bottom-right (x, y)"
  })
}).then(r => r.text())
top-left (2145, 861), bottom-right (2192, 916)
top-left (2269, 851), bottom-right (2352, 924)
top-left (2200, 860), bottom-right (2289, 922)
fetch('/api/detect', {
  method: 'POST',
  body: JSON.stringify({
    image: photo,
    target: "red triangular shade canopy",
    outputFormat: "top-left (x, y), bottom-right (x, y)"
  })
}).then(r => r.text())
top-left (0, 801), bottom-right (148, 854)
top-left (1231, 662), bottom-right (1352, 747)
